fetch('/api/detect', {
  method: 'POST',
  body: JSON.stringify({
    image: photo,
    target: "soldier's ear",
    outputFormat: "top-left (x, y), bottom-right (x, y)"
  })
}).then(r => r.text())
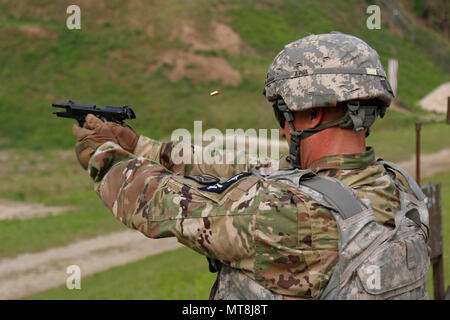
top-left (311, 108), bottom-right (323, 126)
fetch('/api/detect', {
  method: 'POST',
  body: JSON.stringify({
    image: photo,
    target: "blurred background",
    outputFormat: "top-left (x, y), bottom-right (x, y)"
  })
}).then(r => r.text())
top-left (0, 0), bottom-right (448, 299)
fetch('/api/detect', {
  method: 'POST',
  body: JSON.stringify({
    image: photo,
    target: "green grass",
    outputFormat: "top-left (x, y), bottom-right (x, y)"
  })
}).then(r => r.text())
top-left (226, 0), bottom-right (449, 109)
top-left (27, 247), bottom-right (215, 300)
top-left (0, 149), bottom-right (125, 258)
top-left (0, 0), bottom-right (448, 151)
top-left (0, 207), bottom-right (124, 258)
top-left (367, 117), bottom-right (450, 163)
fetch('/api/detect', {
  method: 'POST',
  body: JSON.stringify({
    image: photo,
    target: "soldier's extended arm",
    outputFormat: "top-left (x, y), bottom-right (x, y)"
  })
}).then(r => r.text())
top-left (133, 135), bottom-right (284, 178)
top-left (88, 141), bottom-right (259, 269)
top-left (87, 141), bottom-right (338, 298)
top-left (73, 117), bottom-right (338, 298)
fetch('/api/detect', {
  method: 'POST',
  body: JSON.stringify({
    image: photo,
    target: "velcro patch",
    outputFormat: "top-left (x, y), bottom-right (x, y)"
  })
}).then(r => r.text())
top-left (199, 172), bottom-right (252, 193)
top-left (366, 68), bottom-right (377, 75)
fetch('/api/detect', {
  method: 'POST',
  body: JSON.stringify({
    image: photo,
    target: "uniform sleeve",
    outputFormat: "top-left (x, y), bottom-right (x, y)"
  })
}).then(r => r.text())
top-left (88, 142), bottom-right (341, 299)
top-left (88, 141), bottom-right (257, 267)
top-left (133, 135), bottom-right (282, 178)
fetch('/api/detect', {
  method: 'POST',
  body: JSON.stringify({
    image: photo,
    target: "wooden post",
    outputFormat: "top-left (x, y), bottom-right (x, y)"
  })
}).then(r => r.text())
top-left (388, 59), bottom-right (398, 96)
top-left (422, 183), bottom-right (445, 300)
top-left (447, 97), bottom-right (450, 124)
top-left (433, 258), bottom-right (445, 299)
top-left (415, 122), bottom-right (421, 185)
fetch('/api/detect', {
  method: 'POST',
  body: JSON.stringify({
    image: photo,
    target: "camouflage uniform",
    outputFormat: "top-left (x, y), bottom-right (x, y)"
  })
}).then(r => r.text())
top-left (80, 32), bottom-right (429, 300)
top-left (87, 137), bottom-right (405, 299)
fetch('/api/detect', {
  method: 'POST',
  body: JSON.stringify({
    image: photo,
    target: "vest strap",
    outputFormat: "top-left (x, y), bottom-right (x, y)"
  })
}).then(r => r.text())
top-left (301, 175), bottom-right (365, 220)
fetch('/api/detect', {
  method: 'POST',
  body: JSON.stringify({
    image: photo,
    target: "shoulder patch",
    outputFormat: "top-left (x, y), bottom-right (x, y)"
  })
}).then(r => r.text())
top-left (184, 174), bottom-right (220, 185)
top-left (199, 172), bottom-right (252, 193)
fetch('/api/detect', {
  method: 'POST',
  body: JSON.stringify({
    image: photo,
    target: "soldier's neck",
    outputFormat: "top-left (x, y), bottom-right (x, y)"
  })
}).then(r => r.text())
top-left (301, 127), bottom-right (366, 169)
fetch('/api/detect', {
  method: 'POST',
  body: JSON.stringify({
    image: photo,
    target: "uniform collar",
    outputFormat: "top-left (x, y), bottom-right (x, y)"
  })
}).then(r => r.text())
top-left (308, 147), bottom-right (376, 173)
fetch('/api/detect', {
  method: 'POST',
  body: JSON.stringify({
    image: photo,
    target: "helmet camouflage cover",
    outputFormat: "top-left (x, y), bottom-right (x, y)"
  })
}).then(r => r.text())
top-left (264, 32), bottom-right (394, 111)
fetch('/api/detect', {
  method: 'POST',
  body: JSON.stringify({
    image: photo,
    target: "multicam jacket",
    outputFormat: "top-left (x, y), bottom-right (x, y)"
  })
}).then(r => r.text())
top-left (87, 136), bottom-right (403, 299)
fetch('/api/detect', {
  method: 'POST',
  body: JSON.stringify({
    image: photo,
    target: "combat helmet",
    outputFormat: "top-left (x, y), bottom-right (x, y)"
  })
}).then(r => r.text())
top-left (264, 31), bottom-right (394, 167)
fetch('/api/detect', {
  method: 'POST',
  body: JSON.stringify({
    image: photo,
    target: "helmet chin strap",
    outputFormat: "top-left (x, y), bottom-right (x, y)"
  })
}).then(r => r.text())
top-left (277, 100), bottom-right (303, 168)
top-left (287, 122), bottom-right (302, 168)
top-left (277, 100), bottom-right (379, 168)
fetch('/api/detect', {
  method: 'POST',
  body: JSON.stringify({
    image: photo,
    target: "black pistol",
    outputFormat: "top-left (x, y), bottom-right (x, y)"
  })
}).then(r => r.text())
top-left (52, 100), bottom-right (136, 127)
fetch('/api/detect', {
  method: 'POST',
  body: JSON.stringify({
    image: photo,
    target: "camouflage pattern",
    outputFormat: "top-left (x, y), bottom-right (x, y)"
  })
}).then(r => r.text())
top-left (210, 264), bottom-right (283, 300)
top-left (318, 178), bottom-right (430, 300)
top-left (133, 135), bottom-right (288, 178)
top-left (251, 165), bottom-right (430, 300)
top-left (264, 32), bottom-right (394, 111)
top-left (86, 136), bottom-right (416, 299)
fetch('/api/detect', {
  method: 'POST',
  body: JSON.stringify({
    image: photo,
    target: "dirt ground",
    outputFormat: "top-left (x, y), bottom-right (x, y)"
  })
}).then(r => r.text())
top-left (174, 19), bottom-right (241, 55)
top-left (158, 50), bottom-right (241, 86)
top-left (0, 230), bottom-right (181, 299)
top-left (0, 199), bottom-right (73, 220)
top-left (398, 148), bottom-right (450, 178)
top-left (419, 82), bottom-right (450, 113)
top-left (154, 19), bottom-right (242, 85)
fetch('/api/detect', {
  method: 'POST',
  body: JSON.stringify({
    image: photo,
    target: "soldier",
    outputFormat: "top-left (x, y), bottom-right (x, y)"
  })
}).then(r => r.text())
top-left (72, 32), bottom-right (430, 299)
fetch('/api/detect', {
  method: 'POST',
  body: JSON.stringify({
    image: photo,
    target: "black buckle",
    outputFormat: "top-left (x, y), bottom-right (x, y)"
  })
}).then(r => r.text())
top-left (288, 134), bottom-right (301, 168)
top-left (347, 100), bottom-right (360, 113)
top-left (272, 103), bottom-right (285, 128)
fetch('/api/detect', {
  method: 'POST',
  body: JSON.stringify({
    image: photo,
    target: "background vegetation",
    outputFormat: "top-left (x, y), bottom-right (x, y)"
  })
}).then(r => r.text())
top-left (0, 0), bottom-right (448, 299)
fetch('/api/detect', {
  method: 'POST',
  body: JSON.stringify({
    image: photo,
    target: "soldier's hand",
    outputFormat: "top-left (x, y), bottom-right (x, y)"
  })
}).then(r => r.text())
top-left (105, 122), bottom-right (139, 153)
top-left (72, 114), bottom-right (118, 169)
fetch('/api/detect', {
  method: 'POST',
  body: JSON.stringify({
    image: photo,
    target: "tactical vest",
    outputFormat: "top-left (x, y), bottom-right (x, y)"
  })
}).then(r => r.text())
top-left (209, 160), bottom-right (430, 300)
